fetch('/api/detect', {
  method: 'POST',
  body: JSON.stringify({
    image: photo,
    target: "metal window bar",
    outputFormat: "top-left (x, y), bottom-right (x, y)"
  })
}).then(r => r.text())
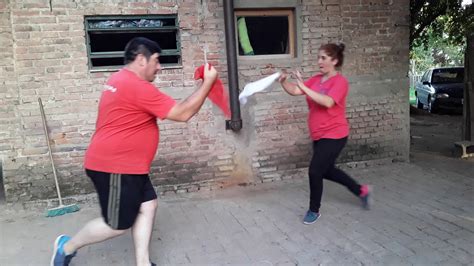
top-left (85, 15), bottom-right (181, 70)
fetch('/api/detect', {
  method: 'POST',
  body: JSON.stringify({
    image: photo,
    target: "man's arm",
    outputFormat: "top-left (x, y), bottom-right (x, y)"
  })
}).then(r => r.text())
top-left (166, 63), bottom-right (218, 122)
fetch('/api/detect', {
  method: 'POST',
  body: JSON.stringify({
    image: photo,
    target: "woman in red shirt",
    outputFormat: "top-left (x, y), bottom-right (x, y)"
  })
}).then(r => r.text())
top-left (279, 43), bottom-right (371, 224)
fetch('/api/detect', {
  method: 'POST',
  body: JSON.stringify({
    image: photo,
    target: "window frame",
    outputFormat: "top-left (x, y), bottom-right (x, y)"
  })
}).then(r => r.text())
top-left (234, 9), bottom-right (296, 60)
top-left (84, 15), bottom-right (181, 72)
top-left (421, 71), bottom-right (429, 82)
top-left (427, 70), bottom-right (434, 83)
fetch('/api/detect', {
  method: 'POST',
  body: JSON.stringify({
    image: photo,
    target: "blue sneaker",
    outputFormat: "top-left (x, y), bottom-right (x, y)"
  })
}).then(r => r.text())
top-left (303, 210), bottom-right (320, 224)
top-left (51, 235), bottom-right (76, 266)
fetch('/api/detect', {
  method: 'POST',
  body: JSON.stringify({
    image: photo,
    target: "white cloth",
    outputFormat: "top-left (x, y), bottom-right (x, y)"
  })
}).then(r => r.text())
top-left (239, 72), bottom-right (281, 105)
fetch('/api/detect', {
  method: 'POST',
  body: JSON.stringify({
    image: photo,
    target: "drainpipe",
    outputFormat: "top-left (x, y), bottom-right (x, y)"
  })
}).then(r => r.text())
top-left (223, 0), bottom-right (242, 131)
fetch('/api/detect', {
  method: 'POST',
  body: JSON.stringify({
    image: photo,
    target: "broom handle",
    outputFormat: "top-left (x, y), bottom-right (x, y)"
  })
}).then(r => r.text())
top-left (38, 97), bottom-right (63, 206)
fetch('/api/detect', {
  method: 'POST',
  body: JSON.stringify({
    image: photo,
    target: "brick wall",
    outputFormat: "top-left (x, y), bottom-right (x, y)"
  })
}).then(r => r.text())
top-left (341, 0), bottom-right (410, 162)
top-left (0, 0), bottom-right (410, 202)
top-left (0, 1), bottom-right (20, 200)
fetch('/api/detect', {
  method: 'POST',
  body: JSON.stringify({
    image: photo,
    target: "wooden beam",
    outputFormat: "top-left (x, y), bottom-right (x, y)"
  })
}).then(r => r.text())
top-left (463, 32), bottom-right (474, 141)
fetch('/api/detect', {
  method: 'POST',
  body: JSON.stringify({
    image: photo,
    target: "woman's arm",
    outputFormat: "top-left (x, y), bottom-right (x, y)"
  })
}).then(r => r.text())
top-left (278, 72), bottom-right (304, 96)
top-left (294, 71), bottom-right (335, 108)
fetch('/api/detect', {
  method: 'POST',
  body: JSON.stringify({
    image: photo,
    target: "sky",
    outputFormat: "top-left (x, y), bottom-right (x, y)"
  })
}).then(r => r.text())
top-left (462, 0), bottom-right (472, 6)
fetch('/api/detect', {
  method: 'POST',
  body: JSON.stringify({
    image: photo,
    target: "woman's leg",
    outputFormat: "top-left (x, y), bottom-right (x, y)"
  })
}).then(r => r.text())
top-left (325, 167), bottom-right (361, 196)
top-left (318, 138), bottom-right (362, 196)
top-left (308, 137), bottom-right (363, 212)
top-left (308, 140), bottom-right (339, 213)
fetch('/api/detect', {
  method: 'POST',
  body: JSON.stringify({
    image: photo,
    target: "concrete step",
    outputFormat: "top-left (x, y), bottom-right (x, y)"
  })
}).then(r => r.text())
top-left (454, 141), bottom-right (474, 158)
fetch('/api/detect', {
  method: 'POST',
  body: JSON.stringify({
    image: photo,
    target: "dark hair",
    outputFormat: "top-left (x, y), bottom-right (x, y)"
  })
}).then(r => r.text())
top-left (124, 37), bottom-right (162, 64)
top-left (319, 43), bottom-right (345, 67)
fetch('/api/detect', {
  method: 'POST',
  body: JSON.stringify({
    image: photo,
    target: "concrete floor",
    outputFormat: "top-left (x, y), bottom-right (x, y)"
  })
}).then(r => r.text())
top-left (1, 150), bottom-right (473, 265)
top-left (1, 110), bottom-right (472, 265)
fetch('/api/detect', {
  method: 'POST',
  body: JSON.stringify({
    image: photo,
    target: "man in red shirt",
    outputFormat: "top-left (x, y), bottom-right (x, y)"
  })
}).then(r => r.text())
top-left (51, 37), bottom-right (218, 266)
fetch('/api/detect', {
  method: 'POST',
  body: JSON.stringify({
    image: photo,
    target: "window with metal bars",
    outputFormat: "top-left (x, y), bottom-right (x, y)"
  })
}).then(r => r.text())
top-left (85, 15), bottom-right (181, 71)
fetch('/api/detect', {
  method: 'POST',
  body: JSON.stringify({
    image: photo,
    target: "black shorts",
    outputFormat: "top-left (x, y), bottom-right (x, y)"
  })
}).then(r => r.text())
top-left (86, 169), bottom-right (157, 230)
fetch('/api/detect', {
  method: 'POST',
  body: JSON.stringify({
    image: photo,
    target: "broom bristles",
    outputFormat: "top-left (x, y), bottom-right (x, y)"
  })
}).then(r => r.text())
top-left (46, 204), bottom-right (80, 217)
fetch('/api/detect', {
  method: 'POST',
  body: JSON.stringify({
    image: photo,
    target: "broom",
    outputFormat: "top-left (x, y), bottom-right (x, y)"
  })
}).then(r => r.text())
top-left (38, 97), bottom-right (80, 217)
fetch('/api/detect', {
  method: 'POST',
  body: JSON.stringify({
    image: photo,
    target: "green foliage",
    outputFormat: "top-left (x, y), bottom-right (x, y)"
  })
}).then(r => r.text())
top-left (410, 24), bottom-right (465, 73)
top-left (409, 0), bottom-right (472, 73)
top-left (410, 0), bottom-right (473, 49)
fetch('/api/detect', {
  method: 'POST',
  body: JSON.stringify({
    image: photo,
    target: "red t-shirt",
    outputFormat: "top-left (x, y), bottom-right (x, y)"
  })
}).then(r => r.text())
top-left (84, 68), bottom-right (176, 174)
top-left (304, 73), bottom-right (350, 140)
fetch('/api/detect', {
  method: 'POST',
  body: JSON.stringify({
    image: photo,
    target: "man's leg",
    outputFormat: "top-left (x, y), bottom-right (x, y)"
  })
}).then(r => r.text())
top-left (63, 218), bottom-right (127, 254)
top-left (132, 199), bottom-right (158, 266)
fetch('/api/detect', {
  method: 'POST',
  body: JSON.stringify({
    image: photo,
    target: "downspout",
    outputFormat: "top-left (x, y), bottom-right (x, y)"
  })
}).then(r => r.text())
top-left (223, 0), bottom-right (242, 131)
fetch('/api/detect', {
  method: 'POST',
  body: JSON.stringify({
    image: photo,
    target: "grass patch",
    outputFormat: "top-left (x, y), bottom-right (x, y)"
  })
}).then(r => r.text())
top-left (409, 87), bottom-right (416, 105)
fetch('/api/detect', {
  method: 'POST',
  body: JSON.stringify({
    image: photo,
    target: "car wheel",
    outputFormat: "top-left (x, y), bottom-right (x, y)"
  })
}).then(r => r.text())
top-left (416, 96), bottom-right (424, 109)
top-left (428, 97), bottom-right (437, 114)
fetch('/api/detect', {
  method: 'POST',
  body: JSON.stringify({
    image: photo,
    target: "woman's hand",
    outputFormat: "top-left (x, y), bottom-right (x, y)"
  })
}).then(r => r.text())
top-left (278, 70), bottom-right (304, 96)
top-left (292, 70), bottom-right (305, 88)
top-left (278, 71), bottom-right (288, 83)
top-left (292, 70), bottom-right (303, 82)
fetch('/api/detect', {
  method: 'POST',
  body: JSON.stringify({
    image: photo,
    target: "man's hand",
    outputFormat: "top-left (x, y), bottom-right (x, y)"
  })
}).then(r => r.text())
top-left (203, 63), bottom-right (218, 85)
top-left (165, 63), bottom-right (218, 122)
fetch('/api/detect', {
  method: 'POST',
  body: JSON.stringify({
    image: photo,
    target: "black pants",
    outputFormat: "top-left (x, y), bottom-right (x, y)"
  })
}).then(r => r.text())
top-left (308, 137), bottom-right (361, 213)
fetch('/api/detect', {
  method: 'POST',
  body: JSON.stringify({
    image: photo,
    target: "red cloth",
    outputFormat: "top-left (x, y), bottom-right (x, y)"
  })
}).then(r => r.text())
top-left (304, 73), bottom-right (350, 140)
top-left (84, 68), bottom-right (176, 174)
top-left (194, 64), bottom-right (231, 118)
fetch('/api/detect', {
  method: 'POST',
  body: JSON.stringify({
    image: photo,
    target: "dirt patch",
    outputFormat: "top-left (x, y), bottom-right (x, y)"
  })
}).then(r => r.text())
top-left (410, 106), bottom-right (463, 157)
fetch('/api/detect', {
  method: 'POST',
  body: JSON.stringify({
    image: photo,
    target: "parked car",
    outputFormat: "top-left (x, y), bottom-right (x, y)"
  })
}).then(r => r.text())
top-left (415, 67), bottom-right (464, 113)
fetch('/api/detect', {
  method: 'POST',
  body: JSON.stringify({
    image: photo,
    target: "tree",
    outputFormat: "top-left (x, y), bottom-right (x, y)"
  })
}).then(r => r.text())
top-left (410, 0), bottom-right (473, 49)
top-left (411, 26), bottom-right (465, 73)
top-left (410, 0), bottom-right (473, 73)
